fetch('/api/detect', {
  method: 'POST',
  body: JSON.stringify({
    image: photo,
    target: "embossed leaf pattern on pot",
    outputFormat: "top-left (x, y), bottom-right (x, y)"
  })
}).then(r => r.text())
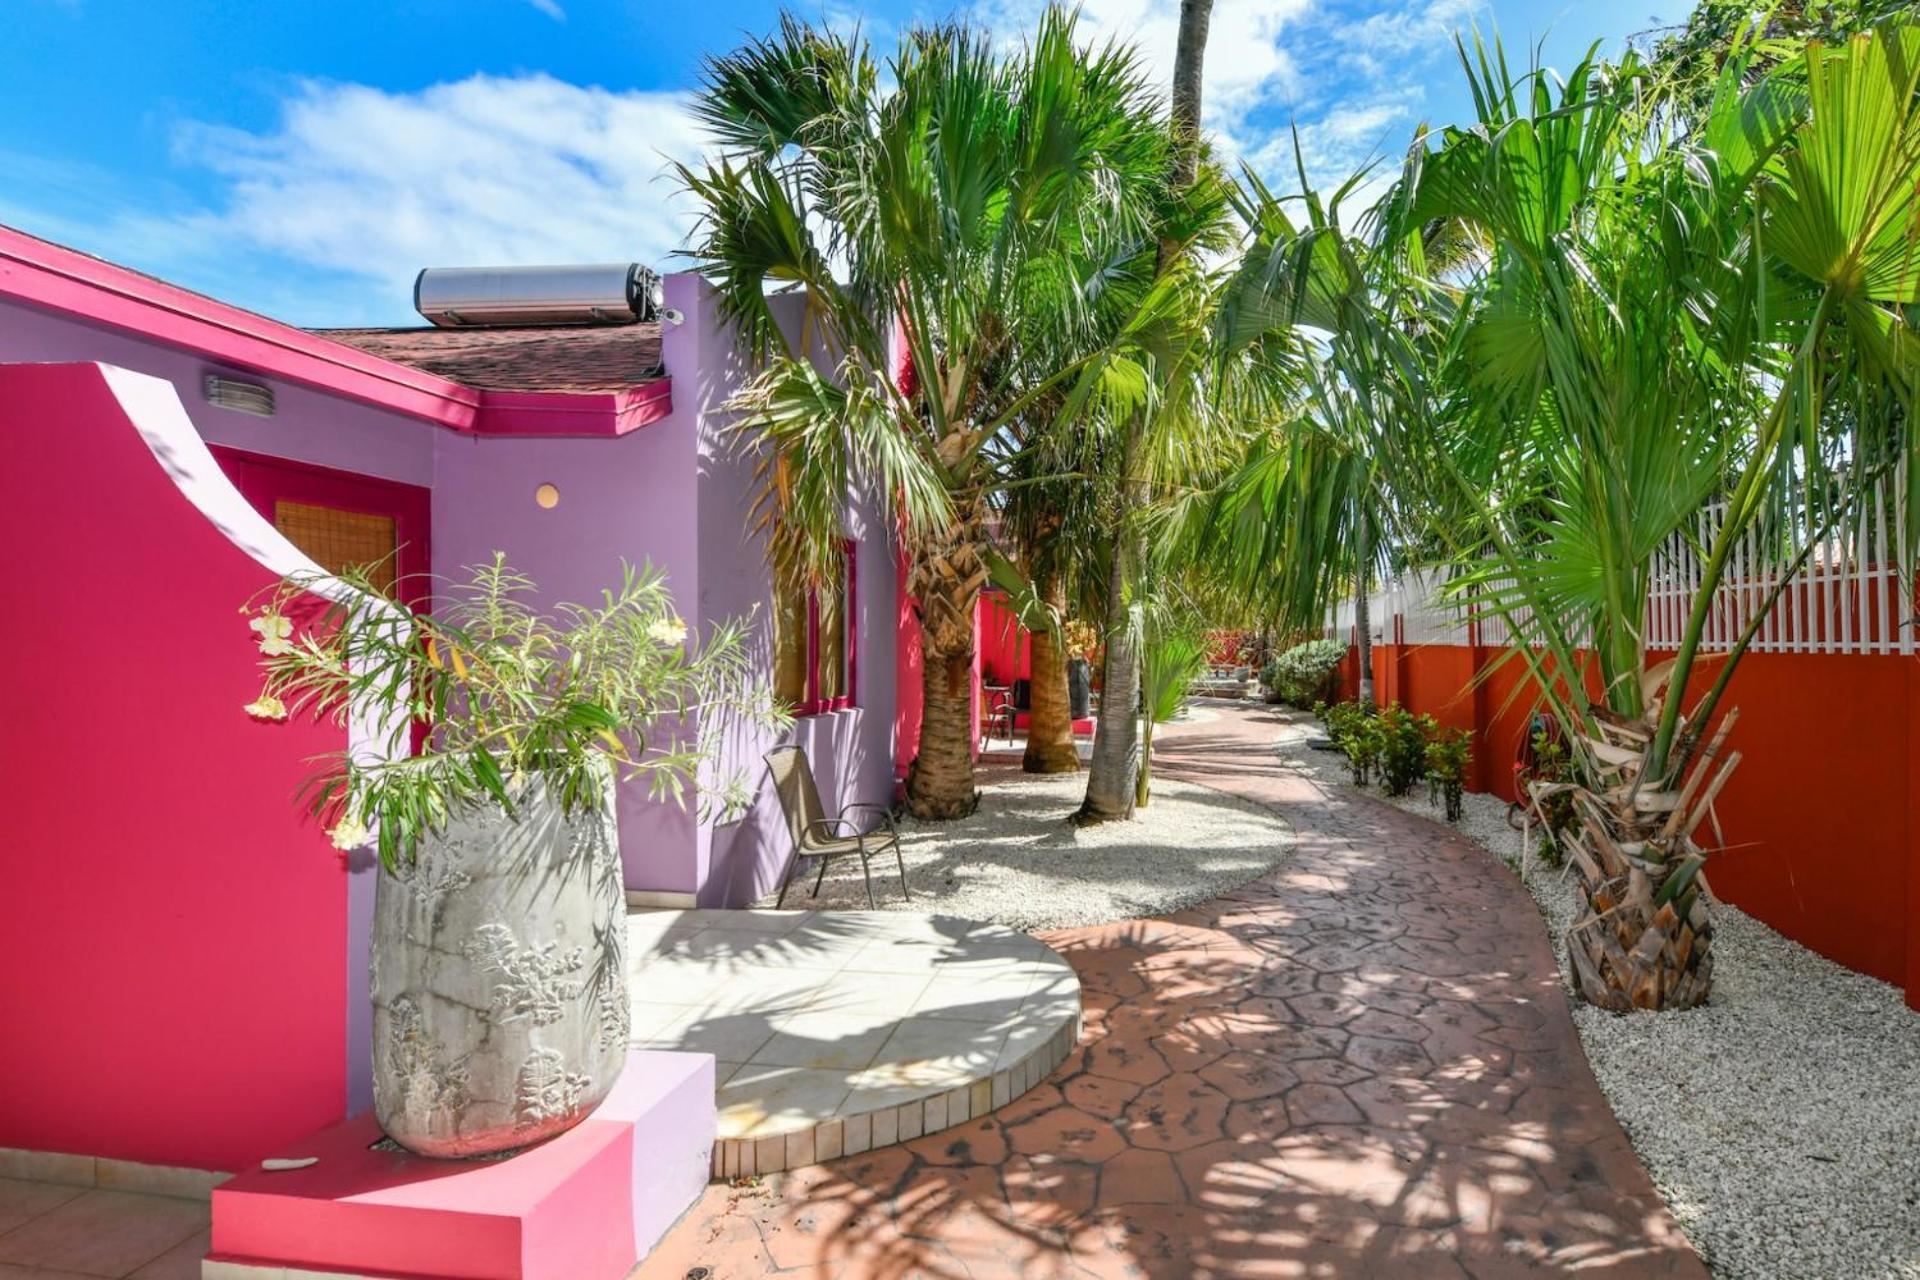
top-left (515, 1046), bottom-right (593, 1123)
top-left (386, 996), bottom-right (472, 1136)
top-left (464, 922), bottom-right (586, 1026)
top-left (369, 770), bottom-right (628, 1158)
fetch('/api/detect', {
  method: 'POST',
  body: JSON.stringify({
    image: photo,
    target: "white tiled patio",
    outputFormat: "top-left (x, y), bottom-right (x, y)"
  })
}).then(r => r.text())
top-left (626, 909), bottom-right (1082, 1177)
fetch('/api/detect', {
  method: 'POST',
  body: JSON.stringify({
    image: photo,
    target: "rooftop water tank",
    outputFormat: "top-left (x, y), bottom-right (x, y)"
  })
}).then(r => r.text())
top-left (413, 264), bottom-right (662, 328)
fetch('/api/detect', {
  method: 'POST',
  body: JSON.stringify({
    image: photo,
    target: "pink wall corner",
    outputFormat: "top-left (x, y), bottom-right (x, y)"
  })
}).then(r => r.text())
top-left (971, 593), bottom-right (983, 761)
top-left (892, 556), bottom-right (994, 772)
top-left (0, 362), bottom-right (359, 1171)
top-left (978, 592), bottom-right (1032, 685)
top-left (894, 548), bottom-right (921, 780)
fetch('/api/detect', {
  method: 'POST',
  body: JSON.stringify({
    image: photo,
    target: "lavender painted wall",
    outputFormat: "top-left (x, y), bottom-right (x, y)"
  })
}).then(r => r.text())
top-left (427, 274), bottom-right (896, 905)
top-left (428, 395), bottom-right (704, 893)
top-left (0, 297), bottom-right (437, 485)
top-left (689, 286), bottom-right (899, 906)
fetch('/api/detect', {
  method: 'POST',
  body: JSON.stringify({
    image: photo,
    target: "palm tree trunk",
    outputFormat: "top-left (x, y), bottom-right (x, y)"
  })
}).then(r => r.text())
top-left (1023, 573), bottom-right (1080, 774)
top-left (1354, 512), bottom-right (1375, 707)
top-left (1077, 0), bottom-right (1212, 826)
top-left (909, 631), bottom-right (978, 819)
top-left (1168, 0), bottom-right (1214, 187)
top-left (1135, 717), bottom-right (1155, 808)
top-left (1562, 702), bottom-right (1725, 1011)
top-left (904, 539), bottom-right (985, 820)
top-left (1076, 534), bottom-right (1140, 824)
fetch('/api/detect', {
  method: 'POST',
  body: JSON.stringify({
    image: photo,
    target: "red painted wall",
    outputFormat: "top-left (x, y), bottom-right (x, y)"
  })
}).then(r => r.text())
top-left (892, 557), bottom-right (984, 777)
top-left (979, 593), bottom-right (1031, 687)
top-left (1354, 637), bottom-right (1917, 1003)
top-left (1673, 650), bottom-right (1911, 992)
top-left (894, 553), bottom-right (922, 778)
top-left (0, 365), bottom-right (350, 1170)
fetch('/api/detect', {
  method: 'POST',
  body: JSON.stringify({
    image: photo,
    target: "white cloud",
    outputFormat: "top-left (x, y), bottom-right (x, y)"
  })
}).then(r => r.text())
top-left (174, 74), bottom-right (712, 308)
top-left (1273, 94), bottom-right (1416, 176)
top-left (1346, 0), bottom-right (1484, 54)
top-left (972, 0), bottom-right (1476, 219)
top-left (984, 0), bottom-right (1313, 145)
top-left (12, 1), bottom-right (1658, 326)
top-left (524, 0), bottom-right (566, 19)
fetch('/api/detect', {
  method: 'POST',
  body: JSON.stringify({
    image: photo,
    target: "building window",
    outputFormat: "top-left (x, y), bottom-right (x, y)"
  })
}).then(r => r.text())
top-left (273, 500), bottom-right (401, 597)
top-left (774, 541), bottom-right (857, 716)
top-left (211, 446), bottom-right (431, 615)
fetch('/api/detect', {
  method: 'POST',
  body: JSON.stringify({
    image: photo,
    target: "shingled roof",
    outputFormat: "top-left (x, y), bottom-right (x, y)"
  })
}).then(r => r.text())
top-left (315, 323), bottom-right (664, 395)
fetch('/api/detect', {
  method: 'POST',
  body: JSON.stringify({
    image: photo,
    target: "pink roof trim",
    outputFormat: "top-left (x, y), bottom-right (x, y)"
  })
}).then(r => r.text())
top-left (0, 224), bottom-right (671, 438)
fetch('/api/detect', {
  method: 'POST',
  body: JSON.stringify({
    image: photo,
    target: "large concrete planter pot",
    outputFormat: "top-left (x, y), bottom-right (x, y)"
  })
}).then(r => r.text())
top-left (1067, 658), bottom-right (1093, 720)
top-left (369, 772), bottom-right (629, 1158)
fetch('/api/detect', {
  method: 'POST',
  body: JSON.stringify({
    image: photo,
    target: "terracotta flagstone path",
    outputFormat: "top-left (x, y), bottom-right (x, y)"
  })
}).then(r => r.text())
top-left (638, 705), bottom-right (1705, 1279)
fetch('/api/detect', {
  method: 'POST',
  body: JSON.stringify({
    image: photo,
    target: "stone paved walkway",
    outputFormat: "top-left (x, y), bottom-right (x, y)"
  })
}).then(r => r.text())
top-left (638, 705), bottom-right (1705, 1279)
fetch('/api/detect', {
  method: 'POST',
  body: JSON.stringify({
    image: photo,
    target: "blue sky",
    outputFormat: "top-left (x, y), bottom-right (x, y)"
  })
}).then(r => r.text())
top-left (1, 0), bottom-right (1692, 326)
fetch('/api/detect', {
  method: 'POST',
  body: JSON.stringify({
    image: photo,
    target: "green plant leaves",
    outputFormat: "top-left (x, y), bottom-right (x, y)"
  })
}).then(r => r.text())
top-left (1763, 25), bottom-right (1920, 304)
top-left (249, 556), bottom-right (789, 867)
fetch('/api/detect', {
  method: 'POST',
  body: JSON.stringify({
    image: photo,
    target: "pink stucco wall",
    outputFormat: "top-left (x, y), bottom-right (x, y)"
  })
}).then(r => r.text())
top-left (0, 292), bottom-right (446, 1122)
top-left (0, 267), bottom-right (901, 1176)
top-left (2, 270), bottom-right (900, 906)
top-left (0, 364), bottom-right (352, 1171)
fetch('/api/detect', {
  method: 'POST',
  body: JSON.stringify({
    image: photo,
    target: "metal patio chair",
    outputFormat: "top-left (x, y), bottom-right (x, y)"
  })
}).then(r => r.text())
top-left (764, 745), bottom-right (910, 909)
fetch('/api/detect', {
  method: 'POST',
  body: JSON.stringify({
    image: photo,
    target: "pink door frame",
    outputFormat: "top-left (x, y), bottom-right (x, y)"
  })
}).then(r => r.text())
top-left (795, 539), bottom-right (859, 717)
top-left (211, 446), bottom-right (433, 615)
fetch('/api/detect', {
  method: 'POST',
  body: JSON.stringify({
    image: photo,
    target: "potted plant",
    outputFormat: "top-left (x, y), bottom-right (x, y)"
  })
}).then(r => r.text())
top-left (1062, 619), bottom-right (1098, 721)
top-left (242, 554), bottom-right (781, 1158)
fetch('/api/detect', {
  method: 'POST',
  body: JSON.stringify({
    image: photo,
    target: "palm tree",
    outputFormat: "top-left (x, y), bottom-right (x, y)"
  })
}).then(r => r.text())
top-left (1020, 568), bottom-right (1081, 774)
top-left (679, 11), bottom-right (1172, 818)
top-left (1078, 0), bottom-right (1218, 823)
top-left (1380, 25), bottom-right (1920, 1009)
top-left (1128, 606), bottom-right (1205, 805)
top-left (993, 426), bottom-right (1094, 775)
top-left (1189, 168), bottom-right (1435, 701)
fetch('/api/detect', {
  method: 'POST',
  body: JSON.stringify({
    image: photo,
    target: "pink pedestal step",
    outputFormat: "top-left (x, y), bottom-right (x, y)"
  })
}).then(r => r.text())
top-left (205, 1050), bottom-right (714, 1280)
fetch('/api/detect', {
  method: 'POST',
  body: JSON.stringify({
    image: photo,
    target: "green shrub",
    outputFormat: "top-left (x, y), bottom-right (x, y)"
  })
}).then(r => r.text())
top-left (1425, 727), bottom-right (1472, 822)
top-left (1525, 727), bottom-right (1578, 867)
top-left (1378, 704), bottom-right (1435, 797)
top-left (1318, 699), bottom-right (1380, 785)
top-left (1263, 638), bottom-right (1346, 707)
top-left (1345, 717), bottom-right (1384, 786)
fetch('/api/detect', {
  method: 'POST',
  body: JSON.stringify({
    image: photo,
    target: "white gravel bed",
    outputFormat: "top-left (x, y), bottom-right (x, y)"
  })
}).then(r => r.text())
top-left (756, 768), bottom-right (1293, 931)
top-left (1271, 709), bottom-right (1920, 1280)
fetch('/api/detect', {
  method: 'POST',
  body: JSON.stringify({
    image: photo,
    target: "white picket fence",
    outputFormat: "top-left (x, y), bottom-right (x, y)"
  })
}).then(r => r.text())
top-left (1328, 478), bottom-right (1916, 658)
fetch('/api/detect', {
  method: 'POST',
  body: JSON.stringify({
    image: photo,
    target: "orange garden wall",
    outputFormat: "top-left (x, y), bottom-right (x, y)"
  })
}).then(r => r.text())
top-left (1350, 638), bottom-right (1920, 1006)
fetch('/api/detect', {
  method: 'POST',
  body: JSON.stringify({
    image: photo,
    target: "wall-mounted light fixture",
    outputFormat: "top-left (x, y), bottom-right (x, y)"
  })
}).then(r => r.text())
top-left (535, 483), bottom-right (561, 509)
top-left (204, 374), bottom-right (276, 418)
